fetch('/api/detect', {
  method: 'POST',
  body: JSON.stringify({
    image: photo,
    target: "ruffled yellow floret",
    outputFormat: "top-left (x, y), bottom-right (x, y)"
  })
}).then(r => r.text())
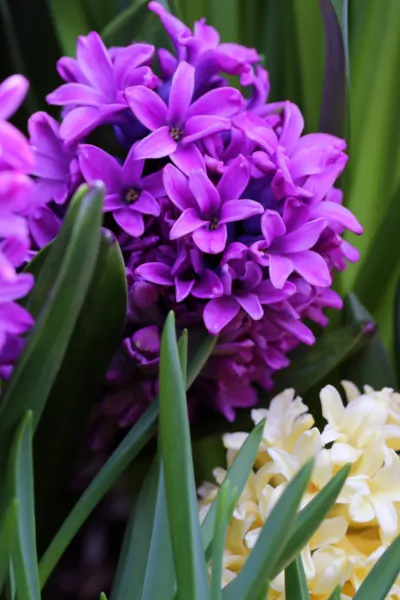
top-left (198, 383), bottom-right (400, 599)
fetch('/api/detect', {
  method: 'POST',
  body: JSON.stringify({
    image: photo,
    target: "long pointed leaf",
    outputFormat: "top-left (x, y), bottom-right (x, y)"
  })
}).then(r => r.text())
top-left (210, 482), bottom-right (237, 600)
top-left (159, 312), bottom-right (209, 600)
top-left (223, 461), bottom-right (314, 600)
top-left (285, 557), bottom-right (310, 600)
top-left (0, 501), bottom-right (18, 590)
top-left (354, 534), bottom-right (400, 600)
top-left (45, 0), bottom-right (90, 55)
top-left (8, 413), bottom-right (40, 600)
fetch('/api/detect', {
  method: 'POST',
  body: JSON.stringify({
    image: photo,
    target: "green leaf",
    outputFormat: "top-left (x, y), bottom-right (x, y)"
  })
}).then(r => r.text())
top-left (0, 501), bottom-right (18, 590)
top-left (353, 534), bottom-right (400, 600)
top-left (178, 329), bottom-right (188, 389)
top-left (341, 293), bottom-right (396, 389)
top-left (111, 459), bottom-right (175, 600)
top-left (83, 0), bottom-right (115, 30)
top-left (201, 420), bottom-right (265, 555)
top-left (284, 557), bottom-right (310, 600)
top-left (275, 320), bottom-right (371, 395)
top-left (159, 312), bottom-right (209, 600)
top-left (99, 594), bottom-right (108, 600)
top-left (33, 229), bottom-right (127, 550)
top-left (210, 482), bottom-right (237, 600)
top-left (318, 0), bottom-right (346, 137)
top-left (0, 184), bottom-right (103, 473)
top-left (207, 0), bottom-right (239, 43)
top-left (39, 325), bottom-right (217, 586)
top-left (39, 399), bottom-right (159, 588)
top-left (101, 0), bottom-right (149, 44)
top-left (223, 461), bottom-right (314, 600)
top-left (187, 329), bottom-right (218, 389)
top-left (271, 465), bottom-right (350, 578)
top-left (45, 0), bottom-right (90, 55)
top-left (354, 182), bottom-right (400, 314)
top-left (329, 586), bottom-right (341, 600)
top-left (8, 413), bottom-right (40, 600)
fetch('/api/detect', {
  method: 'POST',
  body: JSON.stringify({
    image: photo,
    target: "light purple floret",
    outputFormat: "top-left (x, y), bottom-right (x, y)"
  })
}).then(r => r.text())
top-left (0, 75), bottom-right (35, 371)
top-left (33, 2), bottom-right (363, 440)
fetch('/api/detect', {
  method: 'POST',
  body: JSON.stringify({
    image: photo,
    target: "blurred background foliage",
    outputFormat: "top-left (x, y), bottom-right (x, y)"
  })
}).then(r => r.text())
top-left (2, 0), bottom-right (400, 372)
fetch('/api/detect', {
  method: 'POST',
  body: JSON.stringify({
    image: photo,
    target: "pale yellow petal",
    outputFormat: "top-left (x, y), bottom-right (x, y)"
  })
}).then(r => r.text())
top-left (331, 442), bottom-right (363, 465)
top-left (310, 516), bottom-right (348, 549)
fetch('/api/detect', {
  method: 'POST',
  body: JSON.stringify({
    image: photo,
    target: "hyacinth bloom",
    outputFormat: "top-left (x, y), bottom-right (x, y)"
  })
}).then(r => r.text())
top-left (29, 3), bottom-right (363, 437)
top-left (79, 144), bottom-right (162, 236)
top-left (0, 75), bottom-right (34, 363)
top-left (198, 383), bottom-right (400, 598)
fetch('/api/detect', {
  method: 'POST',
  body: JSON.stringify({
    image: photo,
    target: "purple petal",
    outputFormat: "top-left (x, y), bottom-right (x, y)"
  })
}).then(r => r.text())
top-left (188, 169), bottom-right (220, 217)
top-left (192, 269), bottom-right (223, 298)
top-left (220, 199), bottom-right (263, 224)
top-left (175, 276), bottom-right (195, 302)
top-left (141, 170), bottom-right (164, 198)
top-left (0, 212), bottom-right (29, 240)
top-left (169, 208), bottom-right (206, 240)
top-left (136, 262), bottom-right (173, 285)
top-left (103, 194), bottom-right (122, 211)
top-left (76, 32), bottom-right (115, 97)
top-left (188, 87), bottom-right (244, 118)
top-left (59, 107), bottom-right (103, 143)
top-left (0, 75), bottom-right (28, 120)
top-left (0, 172), bottom-right (32, 212)
top-left (257, 280), bottom-right (296, 303)
top-left (235, 292), bottom-right (263, 320)
top-left (291, 251), bottom-right (331, 286)
top-left (217, 155), bottom-right (250, 202)
top-left (28, 205), bottom-right (61, 248)
top-left (234, 112), bottom-right (278, 153)
top-left (168, 61), bottom-right (194, 125)
top-left (311, 201), bottom-right (362, 234)
top-left (133, 126), bottom-right (177, 160)
top-left (261, 210), bottom-right (286, 245)
top-left (279, 219), bottom-right (327, 253)
top-left (279, 101), bottom-right (304, 154)
top-left (114, 208), bottom-right (144, 237)
top-left (46, 83), bottom-right (107, 106)
top-left (163, 164), bottom-right (194, 211)
top-left (0, 273), bottom-right (33, 302)
top-left (0, 302), bottom-right (34, 334)
top-left (125, 86), bottom-right (167, 130)
top-left (28, 112), bottom-right (62, 156)
top-left (57, 56), bottom-right (84, 83)
top-left (192, 224), bottom-right (227, 254)
top-left (268, 254), bottom-right (293, 288)
top-left (171, 143), bottom-right (205, 174)
top-left (121, 146), bottom-right (144, 186)
top-left (184, 115), bottom-right (230, 144)
top-left (203, 296), bottom-right (240, 334)
top-left (134, 191), bottom-right (160, 216)
top-left (0, 121), bottom-right (34, 172)
top-left (79, 144), bottom-right (121, 192)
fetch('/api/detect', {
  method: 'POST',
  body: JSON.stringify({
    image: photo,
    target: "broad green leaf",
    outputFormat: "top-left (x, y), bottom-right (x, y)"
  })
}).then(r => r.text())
top-left (100, 594), bottom-right (108, 600)
top-left (45, 0), bottom-right (90, 55)
top-left (354, 183), bottom-right (400, 313)
top-left (0, 501), bottom-right (18, 590)
top-left (223, 461), bottom-right (314, 600)
top-left (39, 399), bottom-right (159, 588)
top-left (201, 420), bottom-right (265, 555)
top-left (318, 0), bottom-right (346, 137)
top-left (210, 482), bottom-right (237, 600)
top-left (83, 0), bottom-right (115, 30)
top-left (8, 413), bottom-right (40, 600)
top-left (329, 586), bottom-right (341, 600)
top-left (284, 557), bottom-right (310, 600)
top-left (341, 293), bottom-right (396, 389)
top-left (0, 184), bottom-right (103, 474)
top-left (271, 465), bottom-right (350, 578)
top-left (101, 0), bottom-right (149, 44)
top-left (39, 325), bottom-right (216, 586)
top-left (275, 321), bottom-right (371, 395)
top-left (33, 229), bottom-right (127, 550)
top-left (207, 0), bottom-right (239, 43)
top-left (292, 0), bottom-right (324, 132)
top-left (178, 329), bottom-right (188, 389)
top-left (159, 312), bottom-right (209, 600)
top-left (353, 534), bottom-right (400, 600)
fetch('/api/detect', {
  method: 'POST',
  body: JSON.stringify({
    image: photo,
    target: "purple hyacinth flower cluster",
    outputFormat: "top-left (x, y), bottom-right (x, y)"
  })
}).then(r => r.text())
top-left (0, 75), bottom-right (35, 378)
top-left (29, 2), bottom-right (362, 440)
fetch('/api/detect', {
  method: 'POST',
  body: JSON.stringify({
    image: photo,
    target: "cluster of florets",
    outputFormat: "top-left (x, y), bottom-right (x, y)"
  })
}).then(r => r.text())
top-left (0, 75), bottom-right (35, 378)
top-left (199, 383), bottom-right (400, 598)
top-left (26, 2), bottom-right (361, 441)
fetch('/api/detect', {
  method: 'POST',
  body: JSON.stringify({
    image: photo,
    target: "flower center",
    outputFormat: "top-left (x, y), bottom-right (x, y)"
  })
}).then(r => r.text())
top-left (169, 127), bottom-right (183, 142)
top-left (209, 217), bottom-right (220, 231)
top-left (124, 188), bottom-right (140, 205)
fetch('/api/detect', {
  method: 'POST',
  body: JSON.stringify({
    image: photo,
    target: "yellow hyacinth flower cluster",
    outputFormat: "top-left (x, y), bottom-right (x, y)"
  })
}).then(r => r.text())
top-left (198, 383), bottom-right (400, 599)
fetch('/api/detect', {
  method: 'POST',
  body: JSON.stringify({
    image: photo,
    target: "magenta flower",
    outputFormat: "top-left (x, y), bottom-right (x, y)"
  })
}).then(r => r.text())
top-left (125, 61), bottom-right (244, 173)
top-left (79, 144), bottom-right (162, 237)
top-left (166, 156), bottom-right (263, 253)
